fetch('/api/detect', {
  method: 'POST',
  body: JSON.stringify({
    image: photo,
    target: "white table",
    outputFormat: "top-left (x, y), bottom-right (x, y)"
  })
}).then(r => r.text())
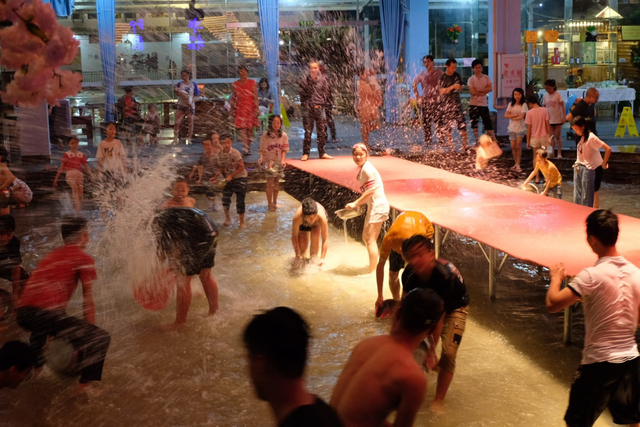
top-left (540, 87), bottom-right (636, 116)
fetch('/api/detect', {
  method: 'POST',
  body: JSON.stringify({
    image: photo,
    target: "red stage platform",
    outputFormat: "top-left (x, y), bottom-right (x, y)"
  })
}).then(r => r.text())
top-left (288, 156), bottom-right (640, 343)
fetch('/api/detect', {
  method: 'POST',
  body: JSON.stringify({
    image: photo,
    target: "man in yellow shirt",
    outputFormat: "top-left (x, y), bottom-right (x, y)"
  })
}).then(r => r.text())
top-left (523, 149), bottom-right (563, 198)
top-left (375, 211), bottom-right (434, 311)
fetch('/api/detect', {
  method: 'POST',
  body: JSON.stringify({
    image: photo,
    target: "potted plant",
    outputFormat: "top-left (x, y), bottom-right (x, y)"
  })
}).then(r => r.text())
top-left (446, 25), bottom-right (462, 44)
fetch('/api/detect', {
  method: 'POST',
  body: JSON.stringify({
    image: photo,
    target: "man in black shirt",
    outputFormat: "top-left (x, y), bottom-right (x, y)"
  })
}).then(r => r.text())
top-left (401, 234), bottom-right (469, 402)
top-left (438, 58), bottom-right (468, 151)
top-left (0, 215), bottom-right (28, 309)
top-left (299, 61), bottom-right (333, 161)
top-left (566, 87), bottom-right (599, 135)
top-left (244, 307), bottom-right (343, 427)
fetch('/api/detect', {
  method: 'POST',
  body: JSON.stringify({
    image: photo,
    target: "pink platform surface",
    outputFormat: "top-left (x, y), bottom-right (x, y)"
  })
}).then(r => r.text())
top-left (288, 156), bottom-right (640, 276)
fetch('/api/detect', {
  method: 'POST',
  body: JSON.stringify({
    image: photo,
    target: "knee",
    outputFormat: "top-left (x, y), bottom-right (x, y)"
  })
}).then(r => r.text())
top-left (438, 352), bottom-right (456, 374)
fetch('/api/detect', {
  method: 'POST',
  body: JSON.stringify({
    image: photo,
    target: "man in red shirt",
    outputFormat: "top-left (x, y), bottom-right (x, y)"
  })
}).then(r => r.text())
top-left (17, 217), bottom-right (110, 391)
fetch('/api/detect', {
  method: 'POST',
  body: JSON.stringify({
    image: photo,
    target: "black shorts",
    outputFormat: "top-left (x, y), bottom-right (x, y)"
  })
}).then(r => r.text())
top-left (594, 165), bottom-right (603, 192)
top-left (444, 105), bottom-right (467, 131)
top-left (389, 250), bottom-right (405, 272)
top-left (565, 358), bottom-right (640, 427)
top-left (468, 106), bottom-right (493, 131)
top-left (179, 237), bottom-right (217, 276)
top-left (299, 224), bottom-right (315, 232)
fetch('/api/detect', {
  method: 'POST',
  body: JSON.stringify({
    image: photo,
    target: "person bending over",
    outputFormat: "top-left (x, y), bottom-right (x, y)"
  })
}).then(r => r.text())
top-left (546, 210), bottom-right (640, 427)
top-left (401, 234), bottom-right (469, 402)
top-left (375, 211), bottom-right (434, 312)
top-left (0, 341), bottom-right (36, 389)
top-left (291, 198), bottom-right (329, 266)
top-left (244, 307), bottom-right (343, 427)
top-left (331, 289), bottom-right (445, 427)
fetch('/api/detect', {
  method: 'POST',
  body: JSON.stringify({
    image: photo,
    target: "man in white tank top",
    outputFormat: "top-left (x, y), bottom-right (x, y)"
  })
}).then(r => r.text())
top-left (546, 209), bottom-right (640, 427)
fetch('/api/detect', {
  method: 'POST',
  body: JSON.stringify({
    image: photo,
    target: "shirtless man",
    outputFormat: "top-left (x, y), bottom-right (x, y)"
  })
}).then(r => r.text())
top-left (291, 197), bottom-right (329, 266)
top-left (331, 289), bottom-right (445, 427)
top-left (162, 179), bottom-right (196, 209)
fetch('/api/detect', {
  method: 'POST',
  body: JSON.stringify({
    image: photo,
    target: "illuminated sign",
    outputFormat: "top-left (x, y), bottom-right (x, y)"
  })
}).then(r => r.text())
top-left (129, 19), bottom-right (144, 51)
top-left (188, 18), bottom-right (204, 51)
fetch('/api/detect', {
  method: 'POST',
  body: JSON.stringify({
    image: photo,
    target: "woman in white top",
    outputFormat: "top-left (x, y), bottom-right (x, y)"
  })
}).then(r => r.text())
top-left (570, 116), bottom-right (611, 207)
top-left (258, 115), bottom-right (289, 212)
top-left (542, 79), bottom-right (566, 158)
top-left (345, 143), bottom-right (390, 274)
top-left (504, 88), bottom-right (528, 171)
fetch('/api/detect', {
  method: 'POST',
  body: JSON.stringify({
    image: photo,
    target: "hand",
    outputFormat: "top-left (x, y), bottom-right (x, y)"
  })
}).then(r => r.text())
top-left (226, 174), bottom-right (233, 182)
top-left (453, 83), bottom-right (462, 91)
top-left (375, 295), bottom-right (384, 312)
top-left (424, 349), bottom-right (439, 371)
top-left (550, 263), bottom-right (566, 281)
top-left (209, 177), bottom-right (218, 184)
top-left (345, 202), bottom-right (357, 210)
top-left (602, 163), bottom-right (609, 170)
top-left (257, 158), bottom-right (263, 165)
top-left (526, 143), bottom-right (530, 149)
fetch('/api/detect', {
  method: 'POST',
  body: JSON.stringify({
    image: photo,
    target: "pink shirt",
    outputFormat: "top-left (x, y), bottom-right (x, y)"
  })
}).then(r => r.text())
top-left (61, 151), bottom-right (88, 173)
top-left (525, 107), bottom-right (550, 138)
top-left (468, 74), bottom-right (492, 107)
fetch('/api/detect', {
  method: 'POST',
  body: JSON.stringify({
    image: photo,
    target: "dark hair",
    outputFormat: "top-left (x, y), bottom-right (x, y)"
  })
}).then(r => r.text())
top-left (61, 216), bottom-right (88, 243)
top-left (511, 88), bottom-right (525, 106)
top-left (0, 146), bottom-right (7, 164)
top-left (402, 234), bottom-right (435, 257)
top-left (124, 86), bottom-right (133, 93)
top-left (219, 134), bottom-right (232, 142)
top-left (571, 116), bottom-right (592, 141)
top-left (0, 215), bottom-right (16, 234)
top-left (398, 289), bottom-right (444, 335)
top-left (105, 122), bottom-right (116, 129)
top-left (445, 58), bottom-right (457, 67)
top-left (471, 59), bottom-right (483, 69)
top-left (423, 55), bottom-right (434, 62)
top-left (238, 64), bottom-right (248, 73)
top-left (301, 197), bottom-right (318, 216)
top-left (586, 209), bottom-right (618, 247)
top-left (544, 79), bottom-right (557, 91)
top-left (267, 115), bottom-right (283, 138)
top-left (174, 178), bottom-right (189, 187)
top-left (356, 66), bottom-right (366, 77)
top-left (0, 341), bottom-right (36, 372)
top-left (68, 135), bottom-right (79, 144)
top-left (535, 148), bottom-right (548, 159)
top-left (258, 77), bottom-right (270, 91)
top-left (526, 95), bottom-right (540, 106)
top-left (180, 69), bottom-right (192, 78)
top-left (243, 307), bottom-right (310, 378)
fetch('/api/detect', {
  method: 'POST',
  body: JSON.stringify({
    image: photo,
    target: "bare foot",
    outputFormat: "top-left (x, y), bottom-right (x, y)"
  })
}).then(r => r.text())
top-left (223, 220), bottom-right (231, 227)
top-left (239, 222), bottom-right (246, 228)
top-left (320, 153), bottom-right (333, 160)
top-left (160, 322), bottom-right (186, 332)
top-left (430, 400), bottom-right (446, 416)
top-left (301, 154), bottom-right (309, 161)
top-left (77, 382), bottom-right (110, 397)
top-left (269, 206), bottom-right (276, 212)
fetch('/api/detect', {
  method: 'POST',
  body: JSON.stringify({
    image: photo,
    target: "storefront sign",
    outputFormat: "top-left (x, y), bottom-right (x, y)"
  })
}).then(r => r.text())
top-left (621, 26), bottom-right (640, 41)
top-left (128, 19), bottom-right (144, 51)
top-left (544, 30), bottom-right (559, 43)
top-left (498, 54), bottom-right (525, 99)
top-left (525, 31), bottom-right (537, 43)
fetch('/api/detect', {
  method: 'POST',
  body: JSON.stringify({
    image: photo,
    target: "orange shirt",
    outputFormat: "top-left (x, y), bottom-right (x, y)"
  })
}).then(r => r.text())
top-left (380, 211), bottom-right (434, 259)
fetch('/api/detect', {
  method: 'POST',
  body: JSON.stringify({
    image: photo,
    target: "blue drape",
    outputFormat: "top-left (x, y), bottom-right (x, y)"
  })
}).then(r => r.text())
top-left (43, 0), bottom-right (74, 17)
top-left (380, 0), bottom-right (405, 123)
top-left (97, 0), bottom-right (116, 122)
top-left (257, 0), bottom-right (279, 112)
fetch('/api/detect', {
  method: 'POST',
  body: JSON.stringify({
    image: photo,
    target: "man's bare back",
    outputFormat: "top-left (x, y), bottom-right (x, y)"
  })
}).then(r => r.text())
top-left (331, 335), bottom-right (427, 427)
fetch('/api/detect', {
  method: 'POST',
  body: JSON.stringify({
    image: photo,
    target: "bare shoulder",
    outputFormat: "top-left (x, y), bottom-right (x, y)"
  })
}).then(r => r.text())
top-left (186, 197), bottom-right (196, 207)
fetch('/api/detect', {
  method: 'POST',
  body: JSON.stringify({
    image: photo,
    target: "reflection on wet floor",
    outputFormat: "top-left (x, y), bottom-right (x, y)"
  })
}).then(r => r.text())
top-left (3, 185), bottom-right (638, 425)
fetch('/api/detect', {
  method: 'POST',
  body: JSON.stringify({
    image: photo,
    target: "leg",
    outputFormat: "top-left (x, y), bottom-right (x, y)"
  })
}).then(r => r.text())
top-left (309, 226), bottom-right (321, 258)
top-left (360, 121), bottom-right (370, 148)
top-left (198, 268), bottom-right (219, 315)
top-left (514, 136), bottom-right (523, 168)
top-left (362, 221), bottom-right (384, 274)
top-left (272, 176), bottom-right (280, 209)
top-left (573, 166), bottom-right (582, 205)
top-left (265, 177), bottom-right (274, 211)
top-left (70, 180), bottom-right (82, 212)
top-left (173, 109), bottom-right (186, 144)
top-left (469, 106), bottom-right (480, 143)
top-left (297, 232), bottom-right (310, 258)
top-left (388, 270), bottom-right (400, 300)
top-left (234, 178), bottom-right (247, 227)
top-left (585, 168), bottom-right (596, 208)
top-left (421, 105), bottom-right (432, 143)
top-left (554, 125), bottom-right (563, 157)
top-left (436, 306), bottom-right (468, 401)
top-left (70, 321), bottom-right (111, 384)
top-left (302, 108), bottom-right (312, 158)
top-left (186, 111), bottom-right (195, 144)
top-left (594, 191), bottom-right (599, 209)
top-left (326, 105), bottom-right (336, 140)
top-left (222, 183), bottom-right (233, 226)
top-left (175, 275), bottom-right (193, 324)
top-left (316, 107), bottom-right (328, 157)
top-left (460, 129), bottom-right (468, 150)
top-left (241, 128), bottom-right (252, 154)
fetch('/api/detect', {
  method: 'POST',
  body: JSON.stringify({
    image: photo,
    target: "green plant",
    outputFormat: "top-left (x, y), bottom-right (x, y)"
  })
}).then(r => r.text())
top-left (446, 25), bottom-right (462, 43)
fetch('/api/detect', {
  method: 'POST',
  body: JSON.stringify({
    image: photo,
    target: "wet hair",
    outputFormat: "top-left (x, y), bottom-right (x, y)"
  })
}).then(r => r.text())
top-left (398, 289), bottom-right (445, 335)
top-left (243, 307), bottom-right (310, 378)
top-left (571, 116), bottom-right (591, 141)
top-left (0, 146), bottom-right (7, 164)
top-left (526, 95), bottom-right (540, 106)
top-left (238, 65), bottom-right (248, 73)
top-left (0, 215), bottom-right (16, 234)
top-left (301, 197), bottom-right (318, 216)
top-left (258, 77), bottom-right (270, 90)
top-left (423, 55), bottom-right (434, 62)
top-left (471, 59), bottom-right (483, 69)
top-left (174, 178), bottom-right (189, 187)
top-left (402, 234), bottom-right (435, 257)
top-left (544, 79), bottom-right (557, 91)
top-left (586, 87), bottom-right (599, 99)
top-left (511, 88), bottom-right (525, 106)
top-left (181, 69), bottom-right (192, 78)
top-left (586, 209), bottom-right (618, 247)
top-left (445, 58), bottom-right (457, 67)
top-left (352, 143), bottom-right (369, 155)
top-left (0, 341), bottom-right (36, 372)
top-left (535, 148), bottom-right (548, 159)
top-left (268, 114), bottom-right (283, 138)
top-left (60, 216), bottom-right (88, 243)
top-left (124, 86), bottom-right (133, 93)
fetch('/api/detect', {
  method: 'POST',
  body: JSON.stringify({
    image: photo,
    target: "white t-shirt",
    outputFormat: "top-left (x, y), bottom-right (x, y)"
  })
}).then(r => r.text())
top-left (357, 161), bottom-right (389, 217)
top-left (217, 147), bottom-right (248, 179)
top-left (96, 139), bottom-right (127, 174)
top-left (576, 133), bottom-right (605, 170)
top-left (506, 103), bottom-right (528, 133)
top-left (568, 256), bottom-right (640, 365)
top-left (259, 132), bottom-right (289, 164)
top-left (542, 91), bottom-right (564, 124)
top-left (467, 74), bottom-right (492, 107)
top-left (176, 81), bottom-right (200, 108)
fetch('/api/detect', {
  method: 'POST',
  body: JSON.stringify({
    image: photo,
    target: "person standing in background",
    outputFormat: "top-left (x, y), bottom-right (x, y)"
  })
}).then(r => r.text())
top-left (542, 79), bottom-right (565, 159)
top-left (467, 59), bottom-right (497, 144)
top-left (231, 65), bottom-right (259, 156)
top-left (413, 55), bottom-right (444, 145)
top-left (299, 61), bottom-right (333, 161)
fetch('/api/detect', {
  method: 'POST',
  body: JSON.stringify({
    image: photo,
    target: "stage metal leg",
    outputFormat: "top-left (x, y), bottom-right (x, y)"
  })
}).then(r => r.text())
top-left (563, 277), bottom-right (572, 345)
top-left (434, 224), bottom-right (441, 259)
top-left (489, 246), bottom-right (496, 300)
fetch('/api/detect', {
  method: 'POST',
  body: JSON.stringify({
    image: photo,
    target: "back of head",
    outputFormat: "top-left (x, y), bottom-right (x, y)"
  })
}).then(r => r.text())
top-left (402, 234), bottom-right (435, 257)
top-left (398, 289), bottom-right (444, 335)
top-left (301, 197), bottom-right (318, 216)
top-left (527, 94), bottom-right (539, 106)
top-left (0, 215), bottom-right (16, 234)
top-left (243, 307), bottom-right (310, 378)
top-left (0, 341), bottom-right (36, 372)
top-left (586, 209), bottom-right (618, 247)
top-left (61, 216), bottom-right (88, 244)
top-left (535, 148), bottom-right (547, 159)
